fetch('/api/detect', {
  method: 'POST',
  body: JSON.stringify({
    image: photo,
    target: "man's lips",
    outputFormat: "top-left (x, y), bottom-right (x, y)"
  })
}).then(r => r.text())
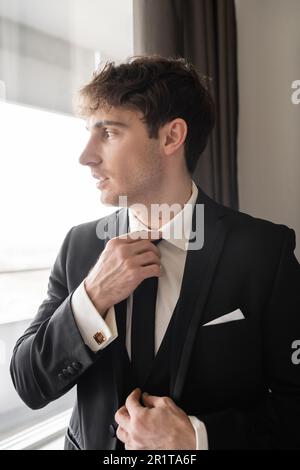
top-left (96, 178), bottom-right (109, 189)
top-left (93, 174), bottom-right (109, 188)
top-left (92, 174), bottom-right (108, 182)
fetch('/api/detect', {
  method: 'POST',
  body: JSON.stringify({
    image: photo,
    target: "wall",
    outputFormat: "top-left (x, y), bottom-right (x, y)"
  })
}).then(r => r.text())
top-left (235, 0), bottom-right (300, 261)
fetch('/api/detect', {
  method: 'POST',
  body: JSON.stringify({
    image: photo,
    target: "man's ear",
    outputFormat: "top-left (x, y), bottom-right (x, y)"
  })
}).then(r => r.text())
top-left (160, 118), bottom-right (187, 156)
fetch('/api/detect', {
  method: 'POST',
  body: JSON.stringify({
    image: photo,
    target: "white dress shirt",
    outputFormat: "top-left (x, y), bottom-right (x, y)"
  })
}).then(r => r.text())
top-left (71, 180), bottom-right (208, 450)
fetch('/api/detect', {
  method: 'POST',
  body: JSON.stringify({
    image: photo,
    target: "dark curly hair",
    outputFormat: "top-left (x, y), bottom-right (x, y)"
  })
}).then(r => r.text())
top-left (77, 55), bottom-right (215, 174)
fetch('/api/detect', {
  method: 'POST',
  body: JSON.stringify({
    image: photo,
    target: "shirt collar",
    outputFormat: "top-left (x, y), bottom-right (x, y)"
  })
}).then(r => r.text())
top-left (128, 180), bottom-right (198, 251)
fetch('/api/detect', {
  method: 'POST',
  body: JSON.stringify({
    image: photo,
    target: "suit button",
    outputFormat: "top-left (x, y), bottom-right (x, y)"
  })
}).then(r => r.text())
top-left (58, 373), bottom-right (64, 381)
top-left (67, 366), bottom-right (76, 375)
top-left (72, 362), bottom-right (82, 370)
top-left (109, 424), bottom-right (117, 437)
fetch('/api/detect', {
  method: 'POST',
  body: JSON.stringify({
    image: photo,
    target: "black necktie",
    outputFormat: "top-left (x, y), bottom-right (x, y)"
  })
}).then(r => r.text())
top-left (130, 238), bottom-right (162, 388)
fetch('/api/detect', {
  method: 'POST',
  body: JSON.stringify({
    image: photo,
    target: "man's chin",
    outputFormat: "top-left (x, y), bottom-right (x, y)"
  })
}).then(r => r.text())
top-left (100, 191), bottom-right (121, 208)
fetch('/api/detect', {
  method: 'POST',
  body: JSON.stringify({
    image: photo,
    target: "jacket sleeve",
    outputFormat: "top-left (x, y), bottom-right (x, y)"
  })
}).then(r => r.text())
top-left (197, 227), bottom-right (300, 449)
top-left (10, 227), bottom-right (99, 410)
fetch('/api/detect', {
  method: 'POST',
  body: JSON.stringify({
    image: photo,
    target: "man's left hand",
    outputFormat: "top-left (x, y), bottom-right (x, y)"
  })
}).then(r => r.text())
top-left (114, 388), bottom-right (196, 450)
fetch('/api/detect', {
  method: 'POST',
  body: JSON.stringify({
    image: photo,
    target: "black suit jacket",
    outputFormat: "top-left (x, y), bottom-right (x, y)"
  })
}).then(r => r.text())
top-left (10, 186), bottom-right (300, 449)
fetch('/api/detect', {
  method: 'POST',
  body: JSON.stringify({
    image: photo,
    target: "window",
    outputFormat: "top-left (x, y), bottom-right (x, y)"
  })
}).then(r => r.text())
top-left (0, 0), bottom-right (133, 448)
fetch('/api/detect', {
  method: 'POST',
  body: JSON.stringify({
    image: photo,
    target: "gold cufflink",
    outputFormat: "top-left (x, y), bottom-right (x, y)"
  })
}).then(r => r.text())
top-left (93, 331), bottom-right (107, 345)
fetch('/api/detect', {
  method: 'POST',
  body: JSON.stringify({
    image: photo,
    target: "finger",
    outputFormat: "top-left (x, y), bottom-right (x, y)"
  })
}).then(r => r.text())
top-left (131, 230), bottom-right (162, 241)
top-left (141, 393), bottom-right (160, 408)
top-left (135, 252), bottom-right (161, 267)
top-left (116, 425), bottom-right (128, 444)
top-left (115, 405), bottom-right (130, 428)
top-left (131, 239), bottom-right (162, 257)
top-left (119, 230), bottom-right (162, 243)
top-left (142, 393), bottom-right (174, 409)
top-left (141, 264), bottom-right (162, 279)
top-left (126, 388), bottom-right (143, 416)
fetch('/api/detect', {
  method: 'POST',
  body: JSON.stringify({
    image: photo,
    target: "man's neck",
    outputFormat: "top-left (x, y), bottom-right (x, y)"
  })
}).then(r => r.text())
top-left (130, 179), bottom-right (194, 230)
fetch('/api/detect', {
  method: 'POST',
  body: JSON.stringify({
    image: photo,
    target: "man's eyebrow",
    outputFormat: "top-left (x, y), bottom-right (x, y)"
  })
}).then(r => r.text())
top-left (86, 120), bottom-right (129, 131)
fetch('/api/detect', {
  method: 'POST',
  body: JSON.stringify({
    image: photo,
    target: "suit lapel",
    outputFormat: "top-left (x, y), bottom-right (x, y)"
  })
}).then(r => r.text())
top-left (169, 187), bottom-right (236, 402)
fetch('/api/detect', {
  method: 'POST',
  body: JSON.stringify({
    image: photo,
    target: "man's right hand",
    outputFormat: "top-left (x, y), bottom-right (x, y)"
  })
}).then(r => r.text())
top-left (84, 231), bottom-right (162, 317)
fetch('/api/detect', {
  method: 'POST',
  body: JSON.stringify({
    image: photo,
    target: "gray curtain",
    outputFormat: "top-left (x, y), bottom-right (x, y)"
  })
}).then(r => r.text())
top-left (133, 0), bottom-right (239, 210)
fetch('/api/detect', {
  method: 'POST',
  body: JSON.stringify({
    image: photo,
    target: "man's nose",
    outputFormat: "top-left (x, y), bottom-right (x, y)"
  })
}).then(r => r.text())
top-left (78, 137), bottom-right (102, 167)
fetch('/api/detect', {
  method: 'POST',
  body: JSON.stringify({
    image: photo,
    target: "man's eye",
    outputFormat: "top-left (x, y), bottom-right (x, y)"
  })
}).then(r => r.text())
top-left (102, 128), bottom-right (114, 139)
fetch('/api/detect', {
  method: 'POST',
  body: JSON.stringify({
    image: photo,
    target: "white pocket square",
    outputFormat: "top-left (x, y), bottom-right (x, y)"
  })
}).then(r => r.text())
top-left (203, 308), bottom-right (245, 326)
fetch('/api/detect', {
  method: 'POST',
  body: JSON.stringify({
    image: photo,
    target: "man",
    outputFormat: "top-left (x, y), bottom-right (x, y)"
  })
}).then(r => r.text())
top-left (10, 56), bottom-right (300, 450)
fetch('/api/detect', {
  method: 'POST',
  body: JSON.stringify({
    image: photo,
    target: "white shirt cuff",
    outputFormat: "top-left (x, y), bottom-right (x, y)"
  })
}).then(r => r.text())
top-left (188, 416), bottom-right (208, 450)
top-left (71, 280), bottom-right (118, 352)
